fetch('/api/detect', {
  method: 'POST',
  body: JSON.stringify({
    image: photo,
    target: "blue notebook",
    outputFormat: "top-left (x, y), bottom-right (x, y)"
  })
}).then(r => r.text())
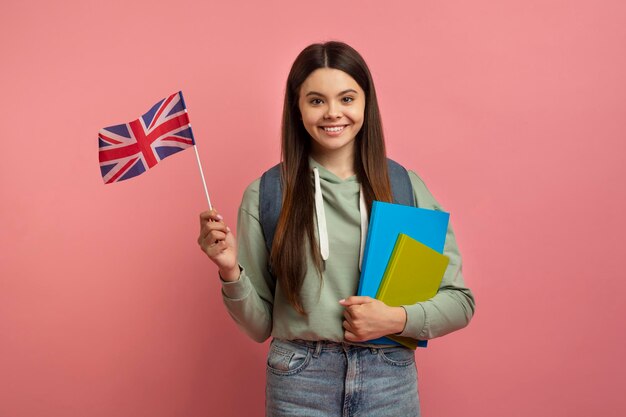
top-left (358, 201), bottom-right (450, 347)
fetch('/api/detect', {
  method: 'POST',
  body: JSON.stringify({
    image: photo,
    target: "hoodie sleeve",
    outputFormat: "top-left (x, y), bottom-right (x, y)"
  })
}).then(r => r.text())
top-left (397, 171), bottom-right (476, 340)
top-left (220, 179), bottom-right (275, 343)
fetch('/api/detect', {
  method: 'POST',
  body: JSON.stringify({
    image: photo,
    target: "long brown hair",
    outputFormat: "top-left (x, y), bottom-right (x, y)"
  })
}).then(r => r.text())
top-left (270, 41), bottom-right (393, 314)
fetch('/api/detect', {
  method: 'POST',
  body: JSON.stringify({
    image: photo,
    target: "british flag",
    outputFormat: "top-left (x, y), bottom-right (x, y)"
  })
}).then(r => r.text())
top-left (98, 91), bottom-right (195, 184)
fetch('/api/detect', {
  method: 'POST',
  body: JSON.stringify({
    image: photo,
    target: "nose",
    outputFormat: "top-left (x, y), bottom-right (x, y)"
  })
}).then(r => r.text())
top-left (324, 101), bottom-right (342, 119)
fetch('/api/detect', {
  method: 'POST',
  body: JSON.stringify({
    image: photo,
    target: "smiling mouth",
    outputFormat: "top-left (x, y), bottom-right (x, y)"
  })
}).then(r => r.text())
top-left (320, 125), bottom-right (347, 133)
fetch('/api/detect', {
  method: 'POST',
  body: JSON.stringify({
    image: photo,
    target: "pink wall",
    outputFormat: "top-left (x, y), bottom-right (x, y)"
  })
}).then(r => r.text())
top-left (1, 0), bottom-right (625, 416)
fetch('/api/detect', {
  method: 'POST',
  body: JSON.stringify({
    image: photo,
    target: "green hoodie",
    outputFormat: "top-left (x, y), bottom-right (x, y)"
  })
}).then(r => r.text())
top-left (221, 158), bottom-right (475, 345)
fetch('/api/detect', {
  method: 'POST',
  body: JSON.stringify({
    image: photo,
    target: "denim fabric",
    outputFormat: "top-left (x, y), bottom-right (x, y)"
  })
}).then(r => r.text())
top-left (266, 338), bottom-right (420, 417)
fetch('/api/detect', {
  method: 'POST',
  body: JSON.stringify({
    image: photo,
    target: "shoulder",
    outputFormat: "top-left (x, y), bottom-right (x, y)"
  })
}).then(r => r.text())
top-left (406, 169), bottom-right (444, 211)
top-left (239, 162), bottom-right (281, 219)
top-left (406, 169), bottom-right (426, 192)
top-left (240, 177), bottom-right (261, 219)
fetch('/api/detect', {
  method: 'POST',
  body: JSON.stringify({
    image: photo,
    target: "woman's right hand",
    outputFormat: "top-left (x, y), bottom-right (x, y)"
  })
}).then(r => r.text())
top-left (198, 209), bottom-right (240, 281)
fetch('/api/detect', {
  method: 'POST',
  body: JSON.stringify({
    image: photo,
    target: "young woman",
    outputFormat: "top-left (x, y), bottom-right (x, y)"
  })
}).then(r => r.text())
top-left (198, 41), bottom-right (475, 416)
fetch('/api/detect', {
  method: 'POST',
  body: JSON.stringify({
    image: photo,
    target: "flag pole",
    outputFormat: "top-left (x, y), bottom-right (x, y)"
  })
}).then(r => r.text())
top-left (192, 139), bottom-right (213, 210)
top-left (179, 91), bottom-right (212, 210)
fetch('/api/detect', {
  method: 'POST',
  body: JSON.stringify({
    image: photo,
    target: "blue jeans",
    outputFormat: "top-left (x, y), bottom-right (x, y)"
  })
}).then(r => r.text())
top-left (266, 338), bottom-right (421, 417)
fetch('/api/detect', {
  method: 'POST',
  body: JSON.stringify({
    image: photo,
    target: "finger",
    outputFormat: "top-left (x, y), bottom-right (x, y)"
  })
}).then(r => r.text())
top-left (203, 230), bottom-right (228, 246)
top-left (339, 296), bottom-right (374, 306)
top-left (199, 209), bottom-right (224, 226)
top-left (343, 330), bottom-right (359, 342)
top-left (204, 239), bottom-right (228, 257)
top-left (343, 312), bottom-right (356, 327)
top-left (202, 220), bottom-right (228, 233)
top-left (199, 232), bottom-right (228, 253)
top-left (342, 319), bottom-right (354, 333)
top-left (343, 309), bottom-right (354, 321)
top-left (199, 221), bottom-right (229, 241)
top-left (346, 305), bottom-right (364, 321)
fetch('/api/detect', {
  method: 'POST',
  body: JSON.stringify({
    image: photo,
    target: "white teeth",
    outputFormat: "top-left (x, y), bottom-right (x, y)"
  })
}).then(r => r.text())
top-left (323, 126), bottom-right (345, 132)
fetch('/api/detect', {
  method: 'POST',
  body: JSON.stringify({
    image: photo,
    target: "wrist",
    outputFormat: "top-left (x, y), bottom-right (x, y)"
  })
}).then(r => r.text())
top-left (392, 306), bottom-right (408, 335)
top-left (219, 265), bottom-right (241, 282)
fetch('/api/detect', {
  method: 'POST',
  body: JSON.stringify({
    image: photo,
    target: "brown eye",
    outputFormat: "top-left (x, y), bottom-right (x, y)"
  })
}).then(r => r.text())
top-left (310, 98), bottom-right (323, 105)
top-left (342, 96), bottom-right (354, 103)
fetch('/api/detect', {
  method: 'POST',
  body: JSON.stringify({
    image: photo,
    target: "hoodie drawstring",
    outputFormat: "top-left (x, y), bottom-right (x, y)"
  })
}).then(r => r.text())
top-left (313, 167), bottom-right (330, 261)
top-left (313, 167), bottom-right (369, 270)
top-left (358, 185), bottom-right (368, 271)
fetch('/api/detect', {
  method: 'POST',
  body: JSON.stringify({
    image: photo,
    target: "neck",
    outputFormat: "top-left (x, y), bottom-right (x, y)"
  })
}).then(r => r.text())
top-left (310, 143), bottom-right (356, 180)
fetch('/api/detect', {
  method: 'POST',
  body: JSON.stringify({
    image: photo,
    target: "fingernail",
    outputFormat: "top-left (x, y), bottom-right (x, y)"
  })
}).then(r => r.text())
top-left (216, 214), bottom-right (223, 220)
top-left (226, 226), bottom-right (231, 232)
top-left (339, 299), bottom-right (345, 303)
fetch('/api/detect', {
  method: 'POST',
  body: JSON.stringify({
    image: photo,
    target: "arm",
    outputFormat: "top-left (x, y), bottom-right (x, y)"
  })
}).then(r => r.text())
top-left (397, 171), bottom-right (476, 340)
top-left (199, 180), bottom-right (276, 343)
top-left (340, 221), bottom-right (474, 342)
top-left (340, 171), bottom-right (474, 343)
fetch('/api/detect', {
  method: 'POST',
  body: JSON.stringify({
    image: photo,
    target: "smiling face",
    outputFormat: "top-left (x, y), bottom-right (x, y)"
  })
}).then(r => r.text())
top-left (297, 68), bottom-right (366, 160)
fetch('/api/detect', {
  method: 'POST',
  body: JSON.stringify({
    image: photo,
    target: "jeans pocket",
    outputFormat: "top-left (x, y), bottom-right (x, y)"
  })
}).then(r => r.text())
top-left (378, 346), bottom-right (416, 367)
top-left (266, 339), bottom-right (312, 376)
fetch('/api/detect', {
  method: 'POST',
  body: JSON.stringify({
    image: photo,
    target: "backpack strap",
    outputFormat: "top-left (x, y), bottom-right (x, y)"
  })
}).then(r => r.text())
top-left (387, 158), bottom-right (415, 206)
top-left (259, 159), bottom-right (414, 255)
top-left (259, 163), bottom-right (283, 255)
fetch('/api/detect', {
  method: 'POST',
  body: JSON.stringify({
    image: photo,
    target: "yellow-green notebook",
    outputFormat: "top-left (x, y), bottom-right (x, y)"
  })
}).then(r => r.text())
top-left (376, 233), bottom-right (450, 350)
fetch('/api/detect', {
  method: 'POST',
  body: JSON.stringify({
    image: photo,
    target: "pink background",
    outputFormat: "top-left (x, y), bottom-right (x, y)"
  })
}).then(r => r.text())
top-left (1, 0), bottom-right (625, 416)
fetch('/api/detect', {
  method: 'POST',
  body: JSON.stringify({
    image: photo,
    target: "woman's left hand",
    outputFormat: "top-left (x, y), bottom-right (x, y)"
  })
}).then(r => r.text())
top-left (339, 296), bottom-right (407, 342)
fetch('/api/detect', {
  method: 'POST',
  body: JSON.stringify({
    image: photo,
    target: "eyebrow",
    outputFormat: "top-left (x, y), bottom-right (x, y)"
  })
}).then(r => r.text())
top-left (305, 89), bottom-right (359, 97)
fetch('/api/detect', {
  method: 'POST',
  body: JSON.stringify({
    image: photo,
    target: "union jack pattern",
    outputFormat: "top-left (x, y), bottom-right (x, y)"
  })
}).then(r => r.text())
top-left (98, 91), bottom-right (195, 183)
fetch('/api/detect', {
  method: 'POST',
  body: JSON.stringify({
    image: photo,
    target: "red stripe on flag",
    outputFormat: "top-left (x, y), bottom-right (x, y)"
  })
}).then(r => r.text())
top-left (129, 119), bottom-right (158, 168)
top-left (98, 142), bottom-right (141, 163)
top-left (98, 133), bottom-right (124, 145)
top-left (161, 137), bottom-right (194, 145)
top-left (106, 157), bottom-right (139, 184)
top-left (148, 93), bottom-right (177, 130)
top-left (146, 113), bottom-right (191, 144)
